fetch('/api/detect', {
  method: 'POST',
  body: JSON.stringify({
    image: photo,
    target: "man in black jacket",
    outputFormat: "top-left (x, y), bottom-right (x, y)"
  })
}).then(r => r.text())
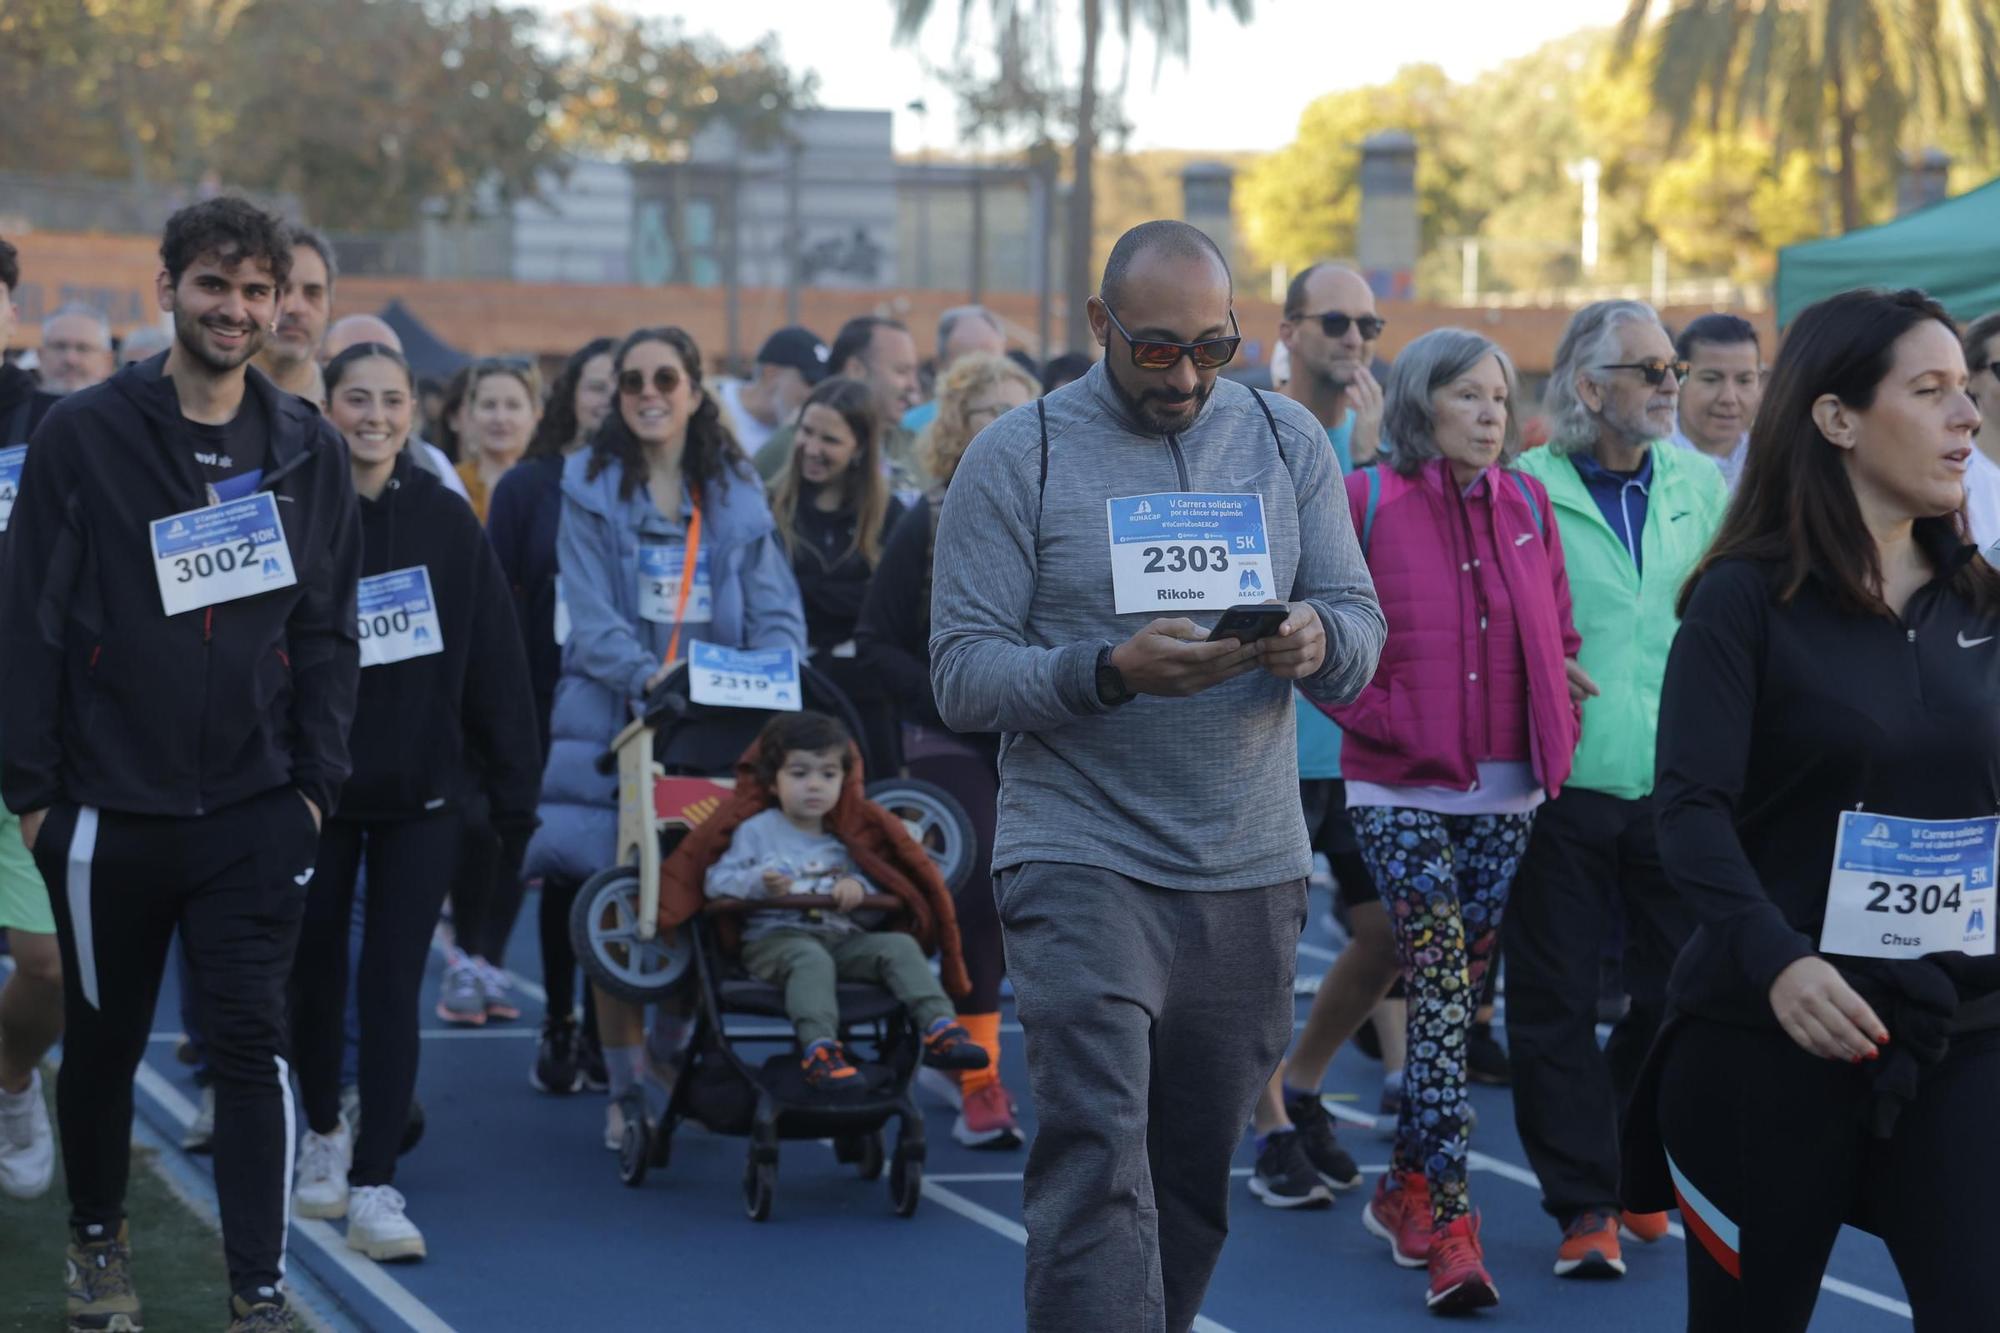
top-left (0, 197), bottom-right (361, 1333)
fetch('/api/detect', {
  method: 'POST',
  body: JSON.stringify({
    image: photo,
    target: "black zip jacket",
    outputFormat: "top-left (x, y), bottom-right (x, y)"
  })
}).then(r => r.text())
top-left (789, 492), bottom-right (904, 651)
top-left (0, 354), bottom-right (361, 818)
top-left (1655, 535), bottom-right (2000, 1037)
top-left (0, 363), bottom-right (57, 443)
top-left (485, 452), bottom-right (562, 752)
top-left (857, 495), bottom-right (946, 729)
top-left (340, 454), bottom-right (540, 833)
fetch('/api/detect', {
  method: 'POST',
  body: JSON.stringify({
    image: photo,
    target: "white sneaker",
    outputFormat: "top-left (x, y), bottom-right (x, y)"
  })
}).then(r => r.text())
top-left (182, 1085), bottom-right (216, 1153)
top-left (346, 1185), bottom-right (426, 1262)
top-left (293, 1125), bottom-right (352, 1219)
top-left (0, 1069), bottom-right (54, 1199)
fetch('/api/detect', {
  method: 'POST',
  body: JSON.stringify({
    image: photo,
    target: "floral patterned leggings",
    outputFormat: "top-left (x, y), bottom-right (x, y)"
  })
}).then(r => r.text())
top-left (1350, 806), bottom-right (1537, 1227)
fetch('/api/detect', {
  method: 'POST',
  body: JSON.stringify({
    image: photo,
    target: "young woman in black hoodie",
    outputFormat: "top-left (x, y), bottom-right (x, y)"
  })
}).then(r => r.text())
top-left (286, 343), bottom-right (540, 1262)
top-left (1632, 289), bottom-right (2000, 1329)
top-left (767, 376), bottom-right (903, 766)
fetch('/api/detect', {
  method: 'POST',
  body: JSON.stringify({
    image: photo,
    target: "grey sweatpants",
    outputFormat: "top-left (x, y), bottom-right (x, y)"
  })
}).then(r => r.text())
top-left (999, 862), bottom-right (1306, 1333)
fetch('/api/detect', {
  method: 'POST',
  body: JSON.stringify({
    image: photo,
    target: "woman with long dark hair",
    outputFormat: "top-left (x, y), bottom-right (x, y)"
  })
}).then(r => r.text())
top-left (484, 337), bottom-right (616, 1091)
top-left (524, 326), bottom-right (805, 1147)
top-left (288, 343), bottom-right (539, 1259)
top-left (1628, 288), bottom-right (2000, 1329)
top-left (767, 377), bottom-right (904, 765)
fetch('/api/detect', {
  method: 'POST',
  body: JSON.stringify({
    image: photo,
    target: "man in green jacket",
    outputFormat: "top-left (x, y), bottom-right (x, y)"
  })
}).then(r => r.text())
top-left (1508, 300), bottom-right (1728, 1281)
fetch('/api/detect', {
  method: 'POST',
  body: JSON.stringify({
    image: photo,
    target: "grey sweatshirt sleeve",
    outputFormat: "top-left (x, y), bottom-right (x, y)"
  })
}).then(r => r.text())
top-left (1275, 404), bottom-right (1385, 705)
top-left (704, 811), bottom-right (780, 902)
top-left (928, 426), bottom-right (1113, 734)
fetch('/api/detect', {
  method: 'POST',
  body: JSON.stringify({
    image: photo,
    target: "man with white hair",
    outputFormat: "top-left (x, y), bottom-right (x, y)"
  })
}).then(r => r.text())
top-left (320, 313), bottom-right (467, 500)
top-left (1508, 300), bottom-right (1728, 1281)
top-left (37, 304), bottom-right (115, 395)
top-left (903, 304), bottom-right (1006, 434)
top-left (117, 326), bottom-right (174, 366)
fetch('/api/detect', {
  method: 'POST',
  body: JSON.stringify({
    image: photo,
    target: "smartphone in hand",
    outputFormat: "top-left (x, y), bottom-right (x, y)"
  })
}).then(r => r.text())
top-left (1206, 603), bottom-right (1290, 644)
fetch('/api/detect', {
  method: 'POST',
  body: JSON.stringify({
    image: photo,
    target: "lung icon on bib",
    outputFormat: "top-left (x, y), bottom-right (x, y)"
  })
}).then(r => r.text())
top-left (1239, 568), bottom-right (1263, 595)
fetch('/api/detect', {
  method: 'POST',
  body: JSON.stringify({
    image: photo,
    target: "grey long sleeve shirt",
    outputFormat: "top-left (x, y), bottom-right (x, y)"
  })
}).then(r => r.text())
top-left (930, 362), bottom-right (1385, 890)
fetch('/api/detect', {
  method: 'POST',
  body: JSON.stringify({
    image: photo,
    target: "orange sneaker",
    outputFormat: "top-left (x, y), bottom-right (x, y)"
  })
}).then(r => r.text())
top-left (1554, 1209), bottom-right (1626, 1278)
top-left (1361, 1170), bottom-right (1432, 1268)
top-left (1426, 1213), bottom-right (1499, 1312)
top-left (1621, 1209), bottom-right (1671, 1244)
top-left (801, 1041), bottom-right (868, 1097)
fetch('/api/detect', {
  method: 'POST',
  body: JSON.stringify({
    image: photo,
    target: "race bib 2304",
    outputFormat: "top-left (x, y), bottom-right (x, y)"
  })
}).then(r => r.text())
top-left (1819, 811), bottom-right (1999, 960)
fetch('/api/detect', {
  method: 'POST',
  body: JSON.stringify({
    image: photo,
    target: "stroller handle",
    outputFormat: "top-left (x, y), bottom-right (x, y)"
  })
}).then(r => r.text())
top-left (705, 893), bottom-right (907, 917)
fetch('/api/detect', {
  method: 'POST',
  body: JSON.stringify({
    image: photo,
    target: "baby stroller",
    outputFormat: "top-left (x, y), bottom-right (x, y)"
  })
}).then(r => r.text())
top-left (572, 661), bottom-right (977, 1220)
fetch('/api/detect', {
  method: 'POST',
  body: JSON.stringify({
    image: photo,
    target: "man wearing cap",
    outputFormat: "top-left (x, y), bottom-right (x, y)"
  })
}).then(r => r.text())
top-left (718, 327), bottom-right (827, 457)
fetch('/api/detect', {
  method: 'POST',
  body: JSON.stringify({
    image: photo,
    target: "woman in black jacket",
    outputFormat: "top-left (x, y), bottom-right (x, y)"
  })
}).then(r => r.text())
top-left (286, 343), bottom-right (541, 1262)
top-left (486, 338), bottom-right (615, 1095)
top-left (856, 350), bottom-right (1037, 1150)
top-left (1633, 289), bottom-right (2000, 1330)
top-left (768, 376), bottom-right (903, 766)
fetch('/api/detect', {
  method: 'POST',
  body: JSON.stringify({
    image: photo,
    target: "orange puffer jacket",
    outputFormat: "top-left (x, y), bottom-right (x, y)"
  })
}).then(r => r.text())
top-left (657, 741), bottom-right (971, 998)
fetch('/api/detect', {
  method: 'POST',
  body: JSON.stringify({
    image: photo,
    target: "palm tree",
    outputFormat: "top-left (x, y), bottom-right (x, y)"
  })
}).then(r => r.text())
top-left (894, 0), bottom-right (1253, 351)
top-left (1618, 0), bottom-right (2000, 233)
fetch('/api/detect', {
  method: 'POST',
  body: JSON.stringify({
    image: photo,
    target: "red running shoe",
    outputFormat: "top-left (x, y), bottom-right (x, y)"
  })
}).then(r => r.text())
top-left (955, 1081), bottom-right (1024, 1150)
top-left (1621, 1209), bottom-right (1671, 1244)
top-left (1361, 1170), bottom-right (1432, 1268)
top-left (1426, 1213), bottom-right (1500, 1313)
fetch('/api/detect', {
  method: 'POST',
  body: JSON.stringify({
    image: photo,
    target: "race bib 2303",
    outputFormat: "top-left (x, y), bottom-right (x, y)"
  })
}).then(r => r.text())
top-left (1106, 492), bottom-right (1272, 615)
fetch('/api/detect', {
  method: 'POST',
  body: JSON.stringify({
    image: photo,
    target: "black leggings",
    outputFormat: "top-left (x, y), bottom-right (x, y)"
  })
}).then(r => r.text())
top-left (902, 726), bottom-right (1004, 1013)
top-left (448, 810), bottom-right (527, 966)
top-left (1658, 1017), bottom-right (2000, 1331)
top-left (539, 874), bottom-right (584, 1020)
top-left (289, 813), bottom-right (458, 1186)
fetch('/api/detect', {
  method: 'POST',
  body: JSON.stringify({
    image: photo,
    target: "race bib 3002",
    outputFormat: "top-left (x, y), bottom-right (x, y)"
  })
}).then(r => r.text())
top-left (1819, 811), bottom-right (1999, 960)
top-left (356, 565), bottom-right (445, 669)
top-left (1106, 492), bottom-right (1272, 615)
top-left (150, 491), bottom-right (297, 617)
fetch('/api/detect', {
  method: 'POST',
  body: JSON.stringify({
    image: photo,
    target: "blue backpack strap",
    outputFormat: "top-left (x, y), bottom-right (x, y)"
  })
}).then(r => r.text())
top-left (1510, 470), bottom-right (1545, 539)
top-left (1360, 465), bottom-right (1381, 556)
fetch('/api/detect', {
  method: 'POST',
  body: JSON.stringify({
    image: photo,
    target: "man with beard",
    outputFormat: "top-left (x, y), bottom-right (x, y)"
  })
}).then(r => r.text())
top-left (1508, 300), bottom-right (1727, 1280)
top-left (36, 304), bottom-right (116, 397)
top-left (931, 219), bottom-right (1385, 1332)
top-left (252, 224), bottom-right (335, 402)
top-left (0, 197), bottom-right (361, 1333)
top-left (1276, 263), bottom-right (1385, 471)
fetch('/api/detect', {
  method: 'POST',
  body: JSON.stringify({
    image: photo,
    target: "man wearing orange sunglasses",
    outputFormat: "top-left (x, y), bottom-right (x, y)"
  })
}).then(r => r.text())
top-left (930, 219), bottom-right (1386, 1333)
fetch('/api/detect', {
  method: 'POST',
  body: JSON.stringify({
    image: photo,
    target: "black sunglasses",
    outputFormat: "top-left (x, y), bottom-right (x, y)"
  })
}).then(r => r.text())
top-left (1295, 309), bottom-right (1386, 341)
top-left (618, 366), bottom-right (683, 397)
top-left (1597, 359), bottom-right (1690, 387)
top-left (1101, 302), bottom-right (1241, 372)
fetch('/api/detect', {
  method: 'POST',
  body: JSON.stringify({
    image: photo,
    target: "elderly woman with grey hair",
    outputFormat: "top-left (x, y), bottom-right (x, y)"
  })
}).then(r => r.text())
top-left (1311, 326), bottom-right (1585, 1313)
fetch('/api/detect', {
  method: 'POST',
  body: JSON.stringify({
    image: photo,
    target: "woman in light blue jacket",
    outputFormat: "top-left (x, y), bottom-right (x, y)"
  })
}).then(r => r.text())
top-left (525, 325), bottom-right (804, 1140)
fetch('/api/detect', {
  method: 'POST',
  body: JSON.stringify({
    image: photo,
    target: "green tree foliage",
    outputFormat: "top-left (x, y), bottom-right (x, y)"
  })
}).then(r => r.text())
top-left (0, 0), bottom-right (813, 231)
top-left (1233, 22), bottom-right (1957, 297)
top-left (1617, 0), bottom-right (2000, 232)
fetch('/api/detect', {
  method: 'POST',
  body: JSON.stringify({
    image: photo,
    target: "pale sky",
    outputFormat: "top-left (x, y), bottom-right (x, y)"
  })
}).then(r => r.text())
top-left (545, 1), bottom-right (1627, 156)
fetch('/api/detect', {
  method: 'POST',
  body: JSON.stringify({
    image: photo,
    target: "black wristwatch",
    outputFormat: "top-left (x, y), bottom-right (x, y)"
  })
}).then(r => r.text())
top-left (1095, 645), bottom-right (1134, 706)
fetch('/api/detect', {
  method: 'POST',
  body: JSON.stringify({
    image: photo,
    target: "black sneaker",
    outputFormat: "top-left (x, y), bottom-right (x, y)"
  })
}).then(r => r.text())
top-left (1283, 1088), bottom-right (1363, 1190)
top-left (577, 1029), bottom-right (608, 1093)
top-left (1468, 1022), bottom-right (1511, 1086)
top-left (530, 1016), bottom-right (583, 1095)
top-left (1246, 1130), bottom-right (1334, 1209)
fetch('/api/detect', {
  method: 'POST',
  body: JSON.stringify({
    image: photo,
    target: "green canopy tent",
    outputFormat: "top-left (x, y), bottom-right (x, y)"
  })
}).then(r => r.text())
top-left (1775, 175), bottom-right (2000, 327)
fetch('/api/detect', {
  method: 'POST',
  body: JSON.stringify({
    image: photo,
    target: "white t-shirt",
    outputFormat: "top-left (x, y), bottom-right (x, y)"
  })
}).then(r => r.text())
top-left (716, 379), bottom-right (777, 457)
top-left (1963, 446), bottom-right (2000, 558)
top-left (1669, 427), bottom-right (1748, 491)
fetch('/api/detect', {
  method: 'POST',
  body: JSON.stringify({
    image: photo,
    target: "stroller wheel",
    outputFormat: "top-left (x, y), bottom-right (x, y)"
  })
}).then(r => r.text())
top-left (856, 1131), bottom-right (885, 1181)
top-left (865, 778), bottom-right (978, 894)
top-left (617, 1093), bottom-right (651, 1188)
top-left (744, 1160), bottom-right (776, 1222)
top-left (889, 1147), bottom-right (922, 1217)
top-left (570, 866), bottom-right (693, 1005)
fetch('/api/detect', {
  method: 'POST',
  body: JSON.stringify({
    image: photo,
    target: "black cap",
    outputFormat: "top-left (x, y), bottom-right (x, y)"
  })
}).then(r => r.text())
top-left (756, 326), bottom-right (831, 383)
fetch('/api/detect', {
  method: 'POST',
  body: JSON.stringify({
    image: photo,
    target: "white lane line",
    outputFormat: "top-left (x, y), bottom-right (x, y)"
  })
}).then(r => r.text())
top-left (920, 1180), bottom-right (1239, 1333)
top-left (131, 1061), bottom-right (458, 1333)
top-left (1296, 941), bottom-right (1342, 963)
top-left (1321, 1100), bottom-right (1912, 1320)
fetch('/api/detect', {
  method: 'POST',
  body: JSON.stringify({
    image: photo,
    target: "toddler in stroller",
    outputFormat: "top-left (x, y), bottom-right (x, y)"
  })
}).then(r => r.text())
top-left (664, 711), bottom-right (989, 1097)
